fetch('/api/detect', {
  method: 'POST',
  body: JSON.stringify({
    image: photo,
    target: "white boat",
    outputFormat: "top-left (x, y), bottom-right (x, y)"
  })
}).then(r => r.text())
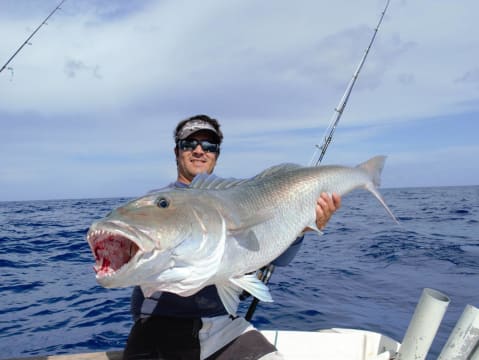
top-left (262, 328), bottom-right (400, 360)
top-left (3, 328), bottom-right (400, 360)
top-left (5, 288), bottom-right (479, 360)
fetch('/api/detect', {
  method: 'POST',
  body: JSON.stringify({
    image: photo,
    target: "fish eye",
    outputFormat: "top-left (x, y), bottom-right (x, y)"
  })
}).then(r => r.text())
top-left (156, 197), bottom-right (170, 208)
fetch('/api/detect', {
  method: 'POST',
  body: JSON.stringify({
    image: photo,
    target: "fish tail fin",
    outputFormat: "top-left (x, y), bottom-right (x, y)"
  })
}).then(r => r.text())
top-left (357, 155), bottom-right (387, 188)
top-left (359, 156), bottom-right (400, 224)
top-left (366, 183), bottom-right (400, 224)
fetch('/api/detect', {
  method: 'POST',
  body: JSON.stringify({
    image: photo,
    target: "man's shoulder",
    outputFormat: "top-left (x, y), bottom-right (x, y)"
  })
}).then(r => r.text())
top-left (148, 181), bottom-right (187, 193)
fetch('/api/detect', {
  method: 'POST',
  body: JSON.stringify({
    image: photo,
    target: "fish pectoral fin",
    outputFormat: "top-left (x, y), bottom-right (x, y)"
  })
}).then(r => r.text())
top-left (228, 209), bottom-right (272, 233)
top-left (228, 209), bottom-right (273, 251)
top-left (231, 274), bottom-right (273, 303)
top-left (216, 274), bottom-right (273, 316)
top-left (216, 282), bottom-right (242, 316)
top-left (232, 230), bottom-right (260, 251)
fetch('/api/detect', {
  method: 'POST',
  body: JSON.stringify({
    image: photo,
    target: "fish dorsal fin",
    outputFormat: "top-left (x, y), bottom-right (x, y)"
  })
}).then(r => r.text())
top-left (252, 163), bottom-right (302, 179)
top-left (189, 174), bottom-right (249, 190)
top-left (189, 163), bottom-right (302, 190)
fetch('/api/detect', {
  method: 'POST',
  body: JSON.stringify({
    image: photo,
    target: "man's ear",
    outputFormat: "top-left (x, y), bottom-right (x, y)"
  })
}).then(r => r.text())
top-left (174, 146), bottom-right (179, 164)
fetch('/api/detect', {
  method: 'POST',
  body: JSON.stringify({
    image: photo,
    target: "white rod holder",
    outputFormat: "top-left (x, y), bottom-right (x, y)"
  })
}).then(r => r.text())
top-left (438, 304), bottom-right (479, 359)
top-left (469, 346), bottom-right (479, 360)
top-left (396, 288), bottom-right (450, 360)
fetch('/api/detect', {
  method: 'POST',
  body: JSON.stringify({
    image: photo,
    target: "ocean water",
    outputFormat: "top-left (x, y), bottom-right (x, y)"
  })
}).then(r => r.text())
top-left (0, 186), bottom-right (478, 359)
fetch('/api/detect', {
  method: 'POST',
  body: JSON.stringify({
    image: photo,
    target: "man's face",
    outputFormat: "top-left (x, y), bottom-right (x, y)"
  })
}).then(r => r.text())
top-left (176, 131), bottom-right (219, 184)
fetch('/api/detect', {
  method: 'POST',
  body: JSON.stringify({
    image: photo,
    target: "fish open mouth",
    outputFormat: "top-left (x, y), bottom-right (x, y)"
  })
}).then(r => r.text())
top-left (88, 230), bottom-right (139, 277)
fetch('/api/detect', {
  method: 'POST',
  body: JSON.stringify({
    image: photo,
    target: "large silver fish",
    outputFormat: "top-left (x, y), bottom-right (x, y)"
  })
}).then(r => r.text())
top-left (86, 156), bottom-right (398, 314)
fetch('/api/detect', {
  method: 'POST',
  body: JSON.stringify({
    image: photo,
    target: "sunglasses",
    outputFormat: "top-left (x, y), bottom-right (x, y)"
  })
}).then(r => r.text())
top-left (178, 139), bottom-right (220, 153)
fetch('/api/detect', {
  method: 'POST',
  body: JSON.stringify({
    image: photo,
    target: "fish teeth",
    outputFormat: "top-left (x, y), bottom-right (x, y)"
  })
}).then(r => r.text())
top-left (87, 229), bottom-right (113, 241)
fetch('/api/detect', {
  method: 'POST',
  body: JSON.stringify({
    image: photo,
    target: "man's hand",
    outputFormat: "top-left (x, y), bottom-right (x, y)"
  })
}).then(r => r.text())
top-left (315, 192), bottom-right (341, 230)
top-left (302, 192), bottom-right (341, 233)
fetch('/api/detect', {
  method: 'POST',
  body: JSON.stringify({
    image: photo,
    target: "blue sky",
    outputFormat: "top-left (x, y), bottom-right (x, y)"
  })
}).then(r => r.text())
top-left (1, 0), bottom-right (478, 201)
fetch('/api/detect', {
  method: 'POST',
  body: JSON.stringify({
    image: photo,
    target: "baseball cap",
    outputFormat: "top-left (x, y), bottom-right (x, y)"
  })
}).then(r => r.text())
top-left (176, 119), bottom-right (220, 143)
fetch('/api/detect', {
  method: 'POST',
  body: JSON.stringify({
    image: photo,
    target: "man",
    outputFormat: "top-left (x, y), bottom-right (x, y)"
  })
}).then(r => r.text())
top-left (123, 115), bottom-right (341, 360)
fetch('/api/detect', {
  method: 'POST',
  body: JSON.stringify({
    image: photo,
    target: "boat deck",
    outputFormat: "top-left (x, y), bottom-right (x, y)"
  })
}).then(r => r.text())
top-left (6, 352), bottom-right (122, 360)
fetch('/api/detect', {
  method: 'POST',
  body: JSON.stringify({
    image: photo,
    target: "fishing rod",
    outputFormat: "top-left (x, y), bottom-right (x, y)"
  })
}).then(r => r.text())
top-left (0, 0), bottom-right (67, 76)
top-left (245, 0), bottom-right (391, 322)
top-left (310, 0), bottom-right (391, 166)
